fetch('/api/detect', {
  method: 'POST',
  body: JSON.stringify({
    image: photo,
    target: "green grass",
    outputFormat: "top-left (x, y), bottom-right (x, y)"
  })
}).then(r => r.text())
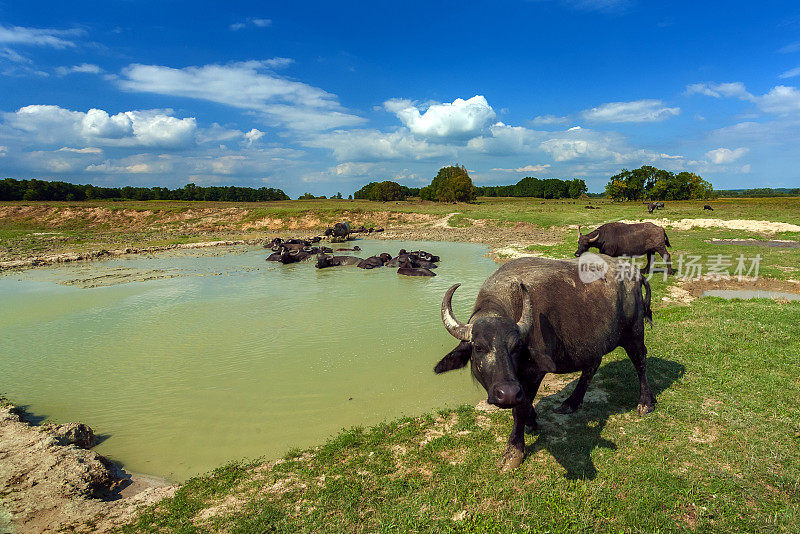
top-left (123, 298), bottom-right (800, 533)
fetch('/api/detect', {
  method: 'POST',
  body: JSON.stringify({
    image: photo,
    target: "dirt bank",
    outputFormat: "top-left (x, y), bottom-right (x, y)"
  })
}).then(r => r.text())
top-left (0, 401), bottom-right (176, 533)
top-left (0, 238), bottom-right (266, 271)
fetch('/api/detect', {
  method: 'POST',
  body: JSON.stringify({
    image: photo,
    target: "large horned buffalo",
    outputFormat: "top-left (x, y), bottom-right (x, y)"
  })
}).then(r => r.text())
top-left (434, 256), bottom-right (655, 470)
top-left (575, 222), bottom-right (673, 275)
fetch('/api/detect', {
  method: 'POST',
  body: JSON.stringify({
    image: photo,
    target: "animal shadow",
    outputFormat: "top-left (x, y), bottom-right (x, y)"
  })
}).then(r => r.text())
top-left (526, 357), bottom-right (685, 480)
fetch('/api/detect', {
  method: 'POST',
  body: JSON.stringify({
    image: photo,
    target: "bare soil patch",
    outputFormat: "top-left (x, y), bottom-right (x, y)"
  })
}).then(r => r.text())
top-left (618, 217), bottom-right (800, 234)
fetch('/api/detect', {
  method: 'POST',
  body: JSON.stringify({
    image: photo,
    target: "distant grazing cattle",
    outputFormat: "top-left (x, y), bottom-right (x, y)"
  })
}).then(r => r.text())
top-left (704, 205), bottom-right (714, 211)
top-left (575, 222), bottom-right (673, 275)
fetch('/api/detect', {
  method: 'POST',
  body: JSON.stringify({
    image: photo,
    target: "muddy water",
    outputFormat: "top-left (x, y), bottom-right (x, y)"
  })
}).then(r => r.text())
top-left (0, 240), bottom-right (497, 481)
top-left (702, 289), bottom-right (800, 301)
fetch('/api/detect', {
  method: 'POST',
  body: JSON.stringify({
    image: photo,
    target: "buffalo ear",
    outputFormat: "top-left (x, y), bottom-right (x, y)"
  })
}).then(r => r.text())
top-left (434, 341), bottom-right (472, 373)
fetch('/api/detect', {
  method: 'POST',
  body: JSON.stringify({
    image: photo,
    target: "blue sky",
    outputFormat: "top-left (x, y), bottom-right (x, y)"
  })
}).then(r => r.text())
top-left (1, 0), bottom-right (799, 196)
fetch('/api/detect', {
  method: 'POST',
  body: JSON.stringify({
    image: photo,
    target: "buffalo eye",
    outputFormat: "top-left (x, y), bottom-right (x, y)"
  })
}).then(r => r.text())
top-left (473, 344), bottom-right (489, 355)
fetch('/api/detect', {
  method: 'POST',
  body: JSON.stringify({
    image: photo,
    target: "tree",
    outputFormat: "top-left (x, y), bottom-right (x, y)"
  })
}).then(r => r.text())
top-left (604, 166), bottom-right (715, 201)
top-left (426, 165), bottom-right (476, 202)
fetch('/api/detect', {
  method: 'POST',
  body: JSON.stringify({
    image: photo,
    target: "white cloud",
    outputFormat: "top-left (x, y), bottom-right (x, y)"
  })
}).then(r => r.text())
top-left (0, 47), bottom-right (31, 64)
top-left (0, 25), bottom-right (82, 48)
top-left (55, 63), bottom-right (102, 76)
top-left (57, 146), bottom-right (102, 154)
top-left (244, 128), bottom-right (265, 146)
top-left (686, 81), bottom-right (800, 115)
top-left (0, 145), bottom-right (6, 156)
top-left (685, 82), bottom-right (752, 99)
top-left (779, 66), bottom-right (800, 79)
top-left (383, 95), bottom-right (496, 138)
top-left (758, 85), bottom-right (800, 114)
top-left (330, 162), bottom-right (376, 177)
top-left (582, 99), bottom-right (680, 122)
top-left (490, 164), bottom-right (551, 173)
top-left (530, 115), bottom-right (569, 126)
top-left (229, 18), bottom-right (272, 31)
top-left (705, 147), bottom-right (748, 164)
top-left (4, 105), bottom-right (197, 148)
top-left (117, 61), bottom-right (365, 131)
top-left (305, 128), bottom-right (454, 161)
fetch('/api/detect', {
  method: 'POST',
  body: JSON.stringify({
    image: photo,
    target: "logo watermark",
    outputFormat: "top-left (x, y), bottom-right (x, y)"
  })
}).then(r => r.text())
top-left (578, 252), bottom-right (609, 283)
top-left (616, 253), bottom-right (761, 282)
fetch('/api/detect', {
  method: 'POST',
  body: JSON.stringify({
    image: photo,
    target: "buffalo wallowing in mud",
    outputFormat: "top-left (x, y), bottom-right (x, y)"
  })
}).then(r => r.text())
top-left (575, 222), bottom-right (674, 275)
top-left (434, 256), bottom-right (656, 470)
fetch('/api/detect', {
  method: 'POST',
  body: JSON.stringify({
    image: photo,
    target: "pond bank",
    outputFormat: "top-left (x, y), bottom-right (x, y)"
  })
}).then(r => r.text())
top-left (0, 400), bottom-right (176, 533)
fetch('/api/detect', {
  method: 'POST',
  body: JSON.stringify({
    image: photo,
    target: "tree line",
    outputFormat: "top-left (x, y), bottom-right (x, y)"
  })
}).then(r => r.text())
top-left (604, 166), bottom-right (715, 201)
top-left (353, 166), bottom-right (588, 203)
top-left (0, 178), bottom-right (289, 202)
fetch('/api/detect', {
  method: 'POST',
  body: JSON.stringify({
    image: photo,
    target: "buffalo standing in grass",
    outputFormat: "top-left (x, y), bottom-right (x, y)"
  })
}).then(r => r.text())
top-left (575, 222), bottom-right (673, 275)
top-left (434, 256), bottom-right (655, 470)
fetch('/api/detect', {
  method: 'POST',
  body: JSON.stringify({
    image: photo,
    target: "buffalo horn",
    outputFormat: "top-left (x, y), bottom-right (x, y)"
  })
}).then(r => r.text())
top-left (588, 234), bottom-right (599, 243)
top-left (516, 282), bottom-right (534, 337)
top-left (441, 284), bottom-right (472, 341)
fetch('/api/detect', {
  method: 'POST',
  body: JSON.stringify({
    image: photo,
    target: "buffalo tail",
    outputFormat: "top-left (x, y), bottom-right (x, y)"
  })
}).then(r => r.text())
top-left (664, 231), bottom-right (671, 248)
top-left (642, 277), bottom-right (653, 327)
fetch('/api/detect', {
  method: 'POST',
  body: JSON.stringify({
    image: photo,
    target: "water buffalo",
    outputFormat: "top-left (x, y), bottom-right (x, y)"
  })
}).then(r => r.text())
top-left (357, 253), bottom-right (392, 269)
top-left (323, 222), bottom-right (351, 239)
top-left (315, 253), bottom-right (363, 268)
top-left (434, 256), bottom-right (655, 470)
top-left (704, 204), bottom-right (714, 211)
top-left (336, 246), bottom-right (361, 252)
top-left (575, 222), bottom-right (673, 275)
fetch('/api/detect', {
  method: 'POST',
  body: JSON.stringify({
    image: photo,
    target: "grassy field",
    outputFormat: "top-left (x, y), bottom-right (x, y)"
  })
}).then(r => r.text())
top-left (123, 298), bottom-right (800, 533)
top-left (2, 197), bottom-right (800, 531)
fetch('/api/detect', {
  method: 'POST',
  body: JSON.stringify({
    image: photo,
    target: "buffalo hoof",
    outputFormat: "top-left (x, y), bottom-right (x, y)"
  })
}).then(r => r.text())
top-left (498, 446), bottom-right (525, 471)
top-left (636, 402), bottom-right (655, 416)
top-left (554, 401), bottom-right (580, 415)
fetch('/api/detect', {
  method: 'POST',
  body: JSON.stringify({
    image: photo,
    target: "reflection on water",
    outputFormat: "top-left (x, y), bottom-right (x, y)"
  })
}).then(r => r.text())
top-left (0, 240), bottom-right (497, 481)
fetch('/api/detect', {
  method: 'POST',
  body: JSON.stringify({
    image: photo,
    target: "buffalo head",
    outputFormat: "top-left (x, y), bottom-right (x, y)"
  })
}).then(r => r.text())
top-left (574, 226), bottom-right (599, 257)
top-left (435, 283), bottom-right (533, 408)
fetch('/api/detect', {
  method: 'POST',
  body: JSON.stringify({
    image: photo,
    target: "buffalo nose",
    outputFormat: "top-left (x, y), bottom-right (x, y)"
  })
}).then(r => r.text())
top-left (574, 252), bottom-right (581, 257)
top-left (490, 383), bottom-right (524, 407)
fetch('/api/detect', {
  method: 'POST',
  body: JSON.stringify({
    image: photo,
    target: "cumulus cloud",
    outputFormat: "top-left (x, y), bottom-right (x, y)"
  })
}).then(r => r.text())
top-left (0, 145), bottom-right (6, 156)
top-left (582, 99), bottom-right (680, 122)
top-left (55, 63), bottom-right (102, 76)
top-left (244, 128), bottom-right (265, 146)
top-left (4, 105), bottom-right (197, 148)
top-left (304, 129), bottom-right (455, 161)
top-left (383, 95), bottom-right (496, 138)
top-left (705, 147), bottom-right (748, 164)
top-left (117, 61), bottom-right (364, 131)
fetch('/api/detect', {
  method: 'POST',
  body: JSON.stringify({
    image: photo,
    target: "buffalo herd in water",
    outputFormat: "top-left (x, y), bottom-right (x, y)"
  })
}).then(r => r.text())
top-left (265, 231), bottom-right (441, 277)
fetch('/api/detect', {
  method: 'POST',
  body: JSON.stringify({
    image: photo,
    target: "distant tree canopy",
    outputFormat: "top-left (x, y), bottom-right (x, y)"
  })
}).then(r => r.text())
top-left (298, 192), bottom-right (327, 200)
top-left (419, 165), bottom-right (477, 202)
top-left (476, 177), bottom-right (587, 199)
top-left (353, 181), bottom-right (418, 201)
top-left (717, 187), bottom-right (800, 197)
top-left (0, 178), bottom-right (289, 202)
top-left (604, 166), bottom-right (716, 201)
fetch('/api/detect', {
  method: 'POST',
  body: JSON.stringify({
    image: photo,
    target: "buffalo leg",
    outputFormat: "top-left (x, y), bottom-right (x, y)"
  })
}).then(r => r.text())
top-left (555, 363), bottom-right (599, 414)
top-left (499, 402), bottom-right (530, 471)
top-left (521, 371), bottom-right (546, 433)
top-left (642, 252), bottom-right (654, 275)
top-left (623, 337), bottom-right (656, 415)
top-left (658, 246), bottom-right (674, 275)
